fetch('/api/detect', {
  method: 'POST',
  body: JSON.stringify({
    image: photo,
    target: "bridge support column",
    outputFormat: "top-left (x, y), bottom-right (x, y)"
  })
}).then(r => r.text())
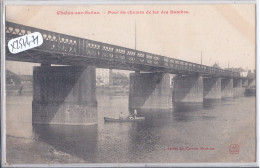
top-left (221, 78), bottom-right (233, 98)
top-left (32, 66), bottom-right (97, 125)
top-left (173, 74), bottom-right (203, 102)
top-left (242, 79), bottom-right (248, 87)
top-left (248, 78), bottom-right (256, 87)
top-left (203, 77), bottom-right (221, 99)
top-left (233, 78), bottom-right (244, 97)
top-left (129, 72), bottom-right (172, 110)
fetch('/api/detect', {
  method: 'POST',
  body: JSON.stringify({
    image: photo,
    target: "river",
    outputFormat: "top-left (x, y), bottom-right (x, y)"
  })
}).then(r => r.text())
top-left (5, 93), bottom-right (256, 164)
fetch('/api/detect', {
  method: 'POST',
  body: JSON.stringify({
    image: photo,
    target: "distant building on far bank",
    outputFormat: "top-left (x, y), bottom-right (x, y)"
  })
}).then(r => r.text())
top-left (212, 63), bottom-right (221, 69)
top-left (96, 68), bottom-right (110, 86)
top-left (20, 75), bottom-right (33, 85)
top-left (110, 71), bottom-right (129, 86)
top-left (225, 67), bottom-right (249, 77)
top-left (212, 62), bottom-right (255, 78)
top-left (247, 70), bottom-right (256, 79)
top-left (96, 69), bottom-right (130, 86)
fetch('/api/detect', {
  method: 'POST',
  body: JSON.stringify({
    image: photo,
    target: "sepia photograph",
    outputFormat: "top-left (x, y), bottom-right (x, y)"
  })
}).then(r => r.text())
top-left (2, 1), bottom-right (257, 166)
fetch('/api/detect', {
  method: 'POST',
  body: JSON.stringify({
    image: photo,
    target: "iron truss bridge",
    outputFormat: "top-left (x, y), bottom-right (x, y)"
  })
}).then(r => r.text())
top-left (6, 21), bottom-right (246, 78)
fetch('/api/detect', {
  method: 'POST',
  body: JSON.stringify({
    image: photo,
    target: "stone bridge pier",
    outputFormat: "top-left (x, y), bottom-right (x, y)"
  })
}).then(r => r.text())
top-left (242, 78), bottom-right (248, 87)
top-left (233, 78), bottom-right (244, 97)
top-left (129, 72), bottom-right (172, 110)
top-left (32, 65), bottom-right (97, 125)
top-left (173, 74), bottom-right (203, 103)
top-left (221, 78), bottom-right (233, 98)
top-left (203, 77), bottom-right (221, 99)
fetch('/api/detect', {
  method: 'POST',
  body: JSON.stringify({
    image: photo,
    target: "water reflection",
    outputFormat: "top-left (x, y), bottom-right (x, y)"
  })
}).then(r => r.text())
top-left (172, 100), bottom-right (223, 122)
top-left (137, 110), bottom-right (173, 127)
top-left (173, 102), bottom-right (203, 112)
top-left (173, 102), bottom-right (202, 122)
top-left (203, 99), bottom-right (221, 109)
top-left (32, 124), bottom-right (98, 162)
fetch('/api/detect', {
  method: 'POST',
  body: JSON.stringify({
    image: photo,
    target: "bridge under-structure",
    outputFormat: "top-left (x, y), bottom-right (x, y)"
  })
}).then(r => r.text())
top-left (5, 21), bottom-right (255, 125)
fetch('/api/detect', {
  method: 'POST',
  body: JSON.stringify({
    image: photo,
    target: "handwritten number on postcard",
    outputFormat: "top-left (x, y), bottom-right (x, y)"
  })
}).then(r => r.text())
top-left (8, 32), bottom-right (43, 54)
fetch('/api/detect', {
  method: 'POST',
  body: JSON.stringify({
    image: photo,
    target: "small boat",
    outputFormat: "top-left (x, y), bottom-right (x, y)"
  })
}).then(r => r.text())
top-left (245, 86), bottom-right (256, 96)
top-left (104, 117), bottom-right (145, 122)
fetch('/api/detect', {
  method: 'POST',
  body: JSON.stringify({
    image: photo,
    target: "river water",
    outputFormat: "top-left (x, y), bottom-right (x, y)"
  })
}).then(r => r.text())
top-left (6, 93), bottom-right (256, 164)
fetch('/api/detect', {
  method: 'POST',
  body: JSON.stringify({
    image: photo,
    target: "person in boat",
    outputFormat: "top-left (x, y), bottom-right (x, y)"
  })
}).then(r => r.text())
top-left (119, 112), bottom-right (123, 120)
top-left (18, 86), bottom-right (23, 95)
top-left (133, 109), bottom-right (137, 119)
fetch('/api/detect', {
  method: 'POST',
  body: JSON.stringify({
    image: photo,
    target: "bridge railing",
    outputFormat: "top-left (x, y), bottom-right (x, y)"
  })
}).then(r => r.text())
top-left (6, 21), bottom-right (240, 78)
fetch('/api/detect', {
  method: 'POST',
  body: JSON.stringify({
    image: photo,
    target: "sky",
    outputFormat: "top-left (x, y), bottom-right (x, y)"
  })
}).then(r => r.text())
top-left (5, 4), bottom-right (256, 75)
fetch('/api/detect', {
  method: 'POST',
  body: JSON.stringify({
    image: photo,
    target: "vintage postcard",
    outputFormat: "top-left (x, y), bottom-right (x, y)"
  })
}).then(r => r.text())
top-left (2, 1), bottom-right (257, 167)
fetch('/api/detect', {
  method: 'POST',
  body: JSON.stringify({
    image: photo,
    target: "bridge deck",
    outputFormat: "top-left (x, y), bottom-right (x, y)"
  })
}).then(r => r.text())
top-left (5, 21), bottom-right (244, 78)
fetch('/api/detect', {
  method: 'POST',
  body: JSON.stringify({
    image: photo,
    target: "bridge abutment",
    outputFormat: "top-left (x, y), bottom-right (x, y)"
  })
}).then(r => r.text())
top-left (173, 74), bottom-right (203, 103)
top-left (32, 66), bottom-right (97, 125)
top-left (221, 78), bottom-right (233, 98)
top-left (203, 77), bottom-right (221, 99)
top-left (129, 72), bottom-right (172, 110)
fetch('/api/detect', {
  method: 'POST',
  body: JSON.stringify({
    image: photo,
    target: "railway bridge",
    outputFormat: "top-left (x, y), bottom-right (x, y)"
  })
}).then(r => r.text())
top-left (5, 21), bottom-right (255, 125)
